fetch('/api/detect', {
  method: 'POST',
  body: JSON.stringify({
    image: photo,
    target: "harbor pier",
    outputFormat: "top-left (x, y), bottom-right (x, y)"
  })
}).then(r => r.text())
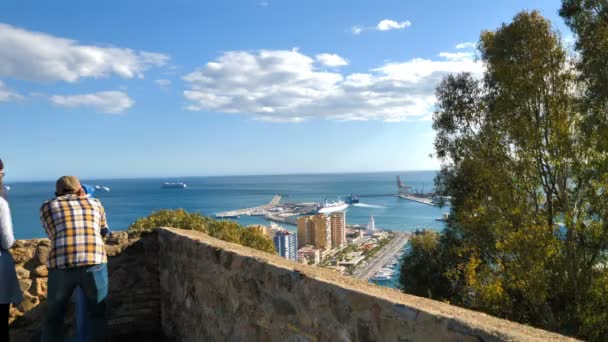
top-left (215, 195), bottom-right (282, 218)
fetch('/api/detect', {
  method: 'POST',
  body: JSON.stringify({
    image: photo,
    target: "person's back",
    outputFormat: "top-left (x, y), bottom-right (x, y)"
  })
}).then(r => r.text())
top-left (40, 176), bottom-right (109, 342)
top-left (41, 194), bottom-right (108, 268)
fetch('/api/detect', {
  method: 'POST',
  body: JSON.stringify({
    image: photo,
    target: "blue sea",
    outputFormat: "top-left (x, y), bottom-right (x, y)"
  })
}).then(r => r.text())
top-left (4, 171), bottom-right (447, 240)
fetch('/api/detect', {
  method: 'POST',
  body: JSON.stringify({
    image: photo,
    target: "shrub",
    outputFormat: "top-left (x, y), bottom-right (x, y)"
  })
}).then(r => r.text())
top-left (127, 209), bottom-right (276, 254)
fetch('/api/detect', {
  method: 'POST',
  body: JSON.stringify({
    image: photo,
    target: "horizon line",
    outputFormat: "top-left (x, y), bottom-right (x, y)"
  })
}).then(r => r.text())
top-left (5, 169), bottom-right (440, 184)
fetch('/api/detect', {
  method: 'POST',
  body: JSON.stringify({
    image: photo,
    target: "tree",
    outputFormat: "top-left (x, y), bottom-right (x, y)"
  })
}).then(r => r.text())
top-left (400, 10), bottom-right (608, 340)
top-left (127, 209), bottom-right (277, 254)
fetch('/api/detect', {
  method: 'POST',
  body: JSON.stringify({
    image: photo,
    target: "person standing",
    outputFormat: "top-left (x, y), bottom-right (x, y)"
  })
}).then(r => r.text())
top-left (0, 159), bottom-right (23, 342)
top-left (40, 176), bottom-right (109, 342)
top-left (73, 184), bottom-right (111, 342)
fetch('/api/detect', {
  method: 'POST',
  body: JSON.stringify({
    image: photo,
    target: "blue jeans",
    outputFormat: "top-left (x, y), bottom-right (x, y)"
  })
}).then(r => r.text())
top-left (75, 286), bottom-right (88, 342)
top-left (42, 263), bottom-right (108, 342)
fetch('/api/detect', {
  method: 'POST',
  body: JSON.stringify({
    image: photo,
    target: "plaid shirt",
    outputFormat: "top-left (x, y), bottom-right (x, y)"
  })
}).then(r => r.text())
top-left (40, 194), bottom-right (108, 269)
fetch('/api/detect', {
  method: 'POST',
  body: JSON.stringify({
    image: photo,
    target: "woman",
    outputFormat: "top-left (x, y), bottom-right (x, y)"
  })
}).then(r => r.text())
top-left (0, 158), bottom-right (23, 341)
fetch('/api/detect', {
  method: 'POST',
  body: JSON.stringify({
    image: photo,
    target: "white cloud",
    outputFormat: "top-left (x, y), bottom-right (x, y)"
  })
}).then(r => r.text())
top-left (315, 53), bottom-right (349, 67)
top-left (0, 23), bottom-right (169, 82)
top-left (438, 52), bottom-right (475, 61)
top-left (183, 49), bottom-right (482, 122)
top-left (351, 19), bottom-right (411, 35)
top-left (376, 19), bottom-right (412, 31)
top-left (0, 81), bottom-right (23, 102)
top-left (154, 79), bottom-right (172, 87)
top-left (50, 91), bottom-right (134, 114)
top-left (455, 42), bottom-right (476, 49)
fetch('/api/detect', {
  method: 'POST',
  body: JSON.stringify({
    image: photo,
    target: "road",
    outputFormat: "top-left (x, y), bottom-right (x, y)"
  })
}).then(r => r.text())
top-left (353, 233), bottom-right (410, 281)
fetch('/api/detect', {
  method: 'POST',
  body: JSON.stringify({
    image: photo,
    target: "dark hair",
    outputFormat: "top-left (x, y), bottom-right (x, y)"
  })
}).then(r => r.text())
top-left (0, 158), bottom-right (3, 170)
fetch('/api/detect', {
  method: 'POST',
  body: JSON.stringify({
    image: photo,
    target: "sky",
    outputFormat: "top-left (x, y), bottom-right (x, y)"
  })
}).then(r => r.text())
top-left (0, 0), bottom-right (570, 181)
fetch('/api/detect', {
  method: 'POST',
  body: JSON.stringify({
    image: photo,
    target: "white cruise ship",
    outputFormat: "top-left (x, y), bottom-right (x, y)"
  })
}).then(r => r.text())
top-left (317, 200), bottom-right (349, 214)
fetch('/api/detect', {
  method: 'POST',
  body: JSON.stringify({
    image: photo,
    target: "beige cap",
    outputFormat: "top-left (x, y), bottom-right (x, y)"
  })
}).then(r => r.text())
top-left (56, 176), bottom-right (82, 196)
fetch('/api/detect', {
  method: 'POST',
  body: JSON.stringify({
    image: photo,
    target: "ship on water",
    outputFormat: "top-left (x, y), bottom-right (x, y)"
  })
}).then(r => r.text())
top-left (161, 182), bottom-right (187, 189)
top-left (345, 194), bottom-right (359, 204)
top-left (316, 199), bottom-right (349, 214)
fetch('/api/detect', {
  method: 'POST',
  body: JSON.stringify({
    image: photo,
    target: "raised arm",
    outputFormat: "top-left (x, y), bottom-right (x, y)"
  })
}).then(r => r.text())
top-left (0, 197), bottom-right (15, 250)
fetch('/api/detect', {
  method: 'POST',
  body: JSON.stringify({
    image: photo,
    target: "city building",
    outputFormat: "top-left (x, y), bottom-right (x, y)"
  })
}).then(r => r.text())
top-left (297, 245), bottom-right (321, 265)
top-left (273, 230), bottom-right (298, 261)
top-left (337, 251), bottom-right (365, 267)
top-left (367, 215), bottom-right (375, 233)
top-left (330, 211), bottom-right (346, 248)
top-left (248, 224), bottom-right (268, 237)
top-left (312, 214), bottom-right (332, 250)
top-left (297, 216), bottom-right (315, 248)
top-left (267, 222), bottom-right (286, 240)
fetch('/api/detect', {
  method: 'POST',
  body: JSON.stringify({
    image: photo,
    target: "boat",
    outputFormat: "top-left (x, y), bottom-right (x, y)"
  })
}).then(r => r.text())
top-left (216, 214), bottom-right (240, 219)
top-left (345, 194), bottom-right (360, 204)
top-left (435, 213), bottom-right (450, 222)
top-left (162, 182), bottom-right (187, 189)
top-left (3, 185), bottom-right (10, 191)
top-left (317, 200), bottom-right (349, 214)
top-left (372, 269), bottom-right (395, 281)
top-left (94, 185), bottom-right (111, 192)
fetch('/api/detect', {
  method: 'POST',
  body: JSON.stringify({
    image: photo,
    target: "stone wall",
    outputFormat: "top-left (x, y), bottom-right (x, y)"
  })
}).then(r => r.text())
top-left (9, 231), bottom-right (162, 341)
top-left (158, 228), bottom-right (577, 342)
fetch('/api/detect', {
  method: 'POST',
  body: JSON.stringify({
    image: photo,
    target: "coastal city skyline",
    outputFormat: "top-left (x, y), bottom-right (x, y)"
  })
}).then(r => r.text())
top-left (0, 0), bottom-right (569, 182)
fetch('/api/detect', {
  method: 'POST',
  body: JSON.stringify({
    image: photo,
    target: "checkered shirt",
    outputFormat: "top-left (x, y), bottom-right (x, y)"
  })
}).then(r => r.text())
top-left (40, 194), bottom-right (108, 269)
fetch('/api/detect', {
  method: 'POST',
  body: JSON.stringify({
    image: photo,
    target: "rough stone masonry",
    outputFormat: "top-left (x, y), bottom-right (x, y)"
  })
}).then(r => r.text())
top-left (9, 228), bottom-right (578, 341)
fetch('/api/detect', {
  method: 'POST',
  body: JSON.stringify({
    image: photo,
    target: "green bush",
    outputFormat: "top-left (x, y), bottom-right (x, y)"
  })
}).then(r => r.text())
top-left (127, 209), bottom-right (277, 254)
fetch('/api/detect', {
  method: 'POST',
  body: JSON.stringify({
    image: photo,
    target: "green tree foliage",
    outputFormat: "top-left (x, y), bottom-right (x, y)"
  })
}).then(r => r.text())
top-left (400, 9), bottom-right (608, 340)
top-left (127, 209), bottom-right (277, 254)
top-left (561, 0), bottom-right (608, 101)
top-left (399, 231), bottom-right (452, 299)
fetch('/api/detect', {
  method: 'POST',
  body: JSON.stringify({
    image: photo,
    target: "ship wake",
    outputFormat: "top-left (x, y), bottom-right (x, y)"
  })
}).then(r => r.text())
top-left (353, 203), bottom-right (386, 209)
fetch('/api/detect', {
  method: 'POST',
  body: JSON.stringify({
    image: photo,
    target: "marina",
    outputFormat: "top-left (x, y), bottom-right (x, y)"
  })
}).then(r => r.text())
top-left (353, 232), bottom-right (410, 281)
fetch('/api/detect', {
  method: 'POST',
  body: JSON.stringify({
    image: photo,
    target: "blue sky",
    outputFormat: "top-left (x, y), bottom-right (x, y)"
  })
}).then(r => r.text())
top-left (0, 0), bottom-right (569, 181)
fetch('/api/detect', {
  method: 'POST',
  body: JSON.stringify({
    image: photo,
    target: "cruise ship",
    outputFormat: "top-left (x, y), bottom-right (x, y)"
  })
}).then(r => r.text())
top-left (162, 182), bottom-right (187, 189)
top-left (317, 200), bottom-right (349, 214)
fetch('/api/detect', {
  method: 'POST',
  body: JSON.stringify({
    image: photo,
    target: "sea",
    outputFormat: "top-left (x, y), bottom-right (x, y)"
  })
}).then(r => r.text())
top-left (4, 171), bottom-right (447, 288)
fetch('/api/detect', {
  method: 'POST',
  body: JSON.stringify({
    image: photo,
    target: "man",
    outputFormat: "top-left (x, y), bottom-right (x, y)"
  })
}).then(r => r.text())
top-left (40, 176), bottom-right (109, 342)
top-left (73, 184), bottom-right (110, 342)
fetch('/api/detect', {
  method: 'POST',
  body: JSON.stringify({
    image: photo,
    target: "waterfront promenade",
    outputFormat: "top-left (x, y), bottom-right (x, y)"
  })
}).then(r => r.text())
top-left (353, 232), bottom-right (410, 281)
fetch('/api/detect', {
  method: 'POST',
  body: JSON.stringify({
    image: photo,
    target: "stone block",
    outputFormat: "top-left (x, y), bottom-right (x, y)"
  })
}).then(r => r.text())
top-left (33, 245), bottom-right (51, 266)
top-left (8, 306), bottom-right (23, 325)
top-left (10, 247), bottom-right (34, 264)
top-left (31, 277), bottom-right (48, 297)
top-left (17, 292), bottom-right (40, 313)
top-left (32, 265), bottom-right (48, 277)
top-left (15, 265), bottom-right (30, 279)
top-left (18, 278), bottom-right (32, 293)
